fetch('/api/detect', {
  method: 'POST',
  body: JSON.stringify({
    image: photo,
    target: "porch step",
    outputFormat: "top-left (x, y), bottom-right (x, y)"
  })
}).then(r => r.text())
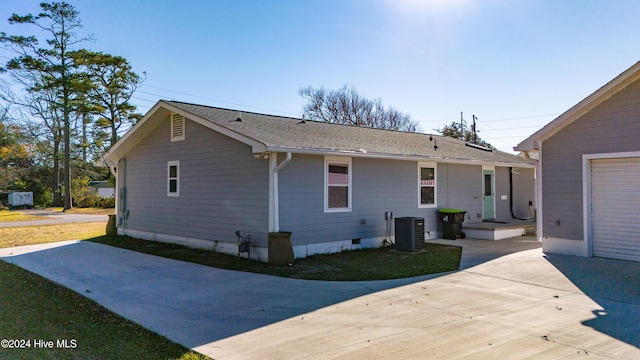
top-left (462, 220), bottom-right (536, 241)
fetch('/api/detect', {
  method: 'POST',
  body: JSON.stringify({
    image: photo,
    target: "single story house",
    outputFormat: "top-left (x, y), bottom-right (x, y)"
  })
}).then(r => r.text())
top-left (516, 61), bottom-right (640, 262)
top-left (101, 100), bottom-right (536, 261)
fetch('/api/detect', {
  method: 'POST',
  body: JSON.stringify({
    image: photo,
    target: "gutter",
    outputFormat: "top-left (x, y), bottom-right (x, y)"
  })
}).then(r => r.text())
top-left (265, 146), bottom-right (536, 168)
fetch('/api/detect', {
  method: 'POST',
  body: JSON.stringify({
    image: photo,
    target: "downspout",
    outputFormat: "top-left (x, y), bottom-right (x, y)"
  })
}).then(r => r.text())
top-left (118, 158), bottom-right (127, 228)
top-left (535, 143), bottom-right (543, 243)
top-left (272, 152), bottom-right (292, 233)
top-left (101, 158), bottom-right (118, 210)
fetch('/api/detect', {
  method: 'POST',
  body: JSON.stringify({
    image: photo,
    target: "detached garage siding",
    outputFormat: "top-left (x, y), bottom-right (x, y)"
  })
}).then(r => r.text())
top-left (590, 157), bottom-right (640, 261)
top-left (543, 80), bottom-right (640, 238)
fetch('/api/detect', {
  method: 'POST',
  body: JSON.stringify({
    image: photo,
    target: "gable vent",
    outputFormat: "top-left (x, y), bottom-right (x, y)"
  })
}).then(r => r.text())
top-left (171, 113), bottom-right (185, 142)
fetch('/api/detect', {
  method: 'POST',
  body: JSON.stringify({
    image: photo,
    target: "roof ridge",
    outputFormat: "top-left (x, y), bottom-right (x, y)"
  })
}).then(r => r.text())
top-left (164, 100), bottom-right (303, 122)
top-left (165, 99), bottom-right (444, 139)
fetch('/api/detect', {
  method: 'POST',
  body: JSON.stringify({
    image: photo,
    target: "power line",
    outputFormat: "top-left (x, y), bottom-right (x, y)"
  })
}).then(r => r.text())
top-left (479, 113), bottom-right (559, 123)
top-left (136, 84), bottom-right (300, 117)
top-left (427, 112), bottom-right (557, 126)
top-left (481, 124), bottom-right (543, 131)
top-left (467, 115), bottom-right (542, 145)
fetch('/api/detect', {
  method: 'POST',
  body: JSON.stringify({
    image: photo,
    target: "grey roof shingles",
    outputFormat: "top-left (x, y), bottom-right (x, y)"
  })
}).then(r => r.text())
top-left (167, 101), bottom-right (536, 166)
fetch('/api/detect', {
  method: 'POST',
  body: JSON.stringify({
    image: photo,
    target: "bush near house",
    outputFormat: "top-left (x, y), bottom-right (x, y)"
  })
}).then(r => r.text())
top-left (70, 176), bottom-right (115, 208)
top-left (75, 194), bottom-right (115, 208)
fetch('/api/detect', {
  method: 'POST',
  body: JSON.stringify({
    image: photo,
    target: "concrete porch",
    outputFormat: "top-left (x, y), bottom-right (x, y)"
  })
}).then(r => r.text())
top-left (462, 219), bottom-right (536, 240)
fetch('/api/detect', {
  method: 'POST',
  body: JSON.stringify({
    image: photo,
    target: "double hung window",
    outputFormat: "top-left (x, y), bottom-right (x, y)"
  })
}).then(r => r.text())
top-left (168, 161), bottom-right (180, 197)
top-left (325, 157), bottom-right (352, 212)
top-left (419, 163), bottom-right (436, 207)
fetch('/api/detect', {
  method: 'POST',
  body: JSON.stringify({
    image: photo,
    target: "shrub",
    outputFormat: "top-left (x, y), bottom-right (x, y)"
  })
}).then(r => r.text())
top-left (75, 194), bottom-right (115, 208)
top-left (35, 190), bottom-right (53, 208)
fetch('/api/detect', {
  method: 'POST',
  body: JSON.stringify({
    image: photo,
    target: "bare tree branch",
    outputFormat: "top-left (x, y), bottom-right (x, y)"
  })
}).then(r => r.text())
top-left (299, 84), bottom-right (420, 132)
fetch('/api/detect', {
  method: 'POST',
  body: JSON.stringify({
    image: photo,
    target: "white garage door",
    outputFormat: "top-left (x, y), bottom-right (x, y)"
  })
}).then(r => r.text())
top-left (590, 157), bottom-right (640, 261)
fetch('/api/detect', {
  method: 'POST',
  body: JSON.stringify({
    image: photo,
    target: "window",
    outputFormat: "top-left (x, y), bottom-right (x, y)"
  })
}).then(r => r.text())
top-left (325, 156), bottom-right (351, 212)
top-left (419, 163), bottom-right (436, 208)
top-left (484, 173), bottom-right (493, 196)
top-left (167, 161), bottom-right (180, 196)
top-left (171, 113), bottom-right (185, 142)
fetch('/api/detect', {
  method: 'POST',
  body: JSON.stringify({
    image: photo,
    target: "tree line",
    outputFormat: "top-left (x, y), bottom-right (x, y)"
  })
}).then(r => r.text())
top-left (0, 2), bottom-right (143, 209)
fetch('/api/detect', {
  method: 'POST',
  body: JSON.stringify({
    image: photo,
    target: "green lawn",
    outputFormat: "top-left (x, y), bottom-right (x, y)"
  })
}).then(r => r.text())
top-left (0, 222), bottom-right (106, 248)
top-left (0, 210), bottom-right (48, 222)
top-left (91, 235), bottom-right (462, 281)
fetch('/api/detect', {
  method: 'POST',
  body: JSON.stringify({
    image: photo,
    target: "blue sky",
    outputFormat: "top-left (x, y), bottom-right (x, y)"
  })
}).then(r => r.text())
top-left (2, 0), bottom-right (640, 153)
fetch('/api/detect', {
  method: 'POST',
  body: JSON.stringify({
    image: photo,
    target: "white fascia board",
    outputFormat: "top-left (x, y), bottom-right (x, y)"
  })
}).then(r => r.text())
top-left (264, 146), bottom-right (536, 168)
top-left (102, 101), bottom-right (167, 164)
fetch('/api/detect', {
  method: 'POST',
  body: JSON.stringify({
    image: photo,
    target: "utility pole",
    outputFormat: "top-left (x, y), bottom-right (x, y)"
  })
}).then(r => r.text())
top-left (460, 112), bottom-right (465, 140)
top-left (472, 115), bottom-right (478, 144)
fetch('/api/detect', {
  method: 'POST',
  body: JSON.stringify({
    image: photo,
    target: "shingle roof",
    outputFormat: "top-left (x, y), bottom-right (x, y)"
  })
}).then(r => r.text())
top-left (166, 101), bottom-right (535, 167)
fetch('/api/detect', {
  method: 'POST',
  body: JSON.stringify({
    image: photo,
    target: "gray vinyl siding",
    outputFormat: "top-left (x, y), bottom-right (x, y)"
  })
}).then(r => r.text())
top-left (543, 78), bottom-right (640, 240)
top-left (495, 166), bottom-right (535, 220)
top-left (278, 157), bottom-right (488, 246)
top-left (437, 163), bottom-right (483, 223)
top-left (512, 167), bottom-right (535, 219)
top-left (278, 156), bottom-right (425, 246)
top-left (120, 115), bottom-right (269, 245)
top-left (494, 167), bottom-right (511, 220)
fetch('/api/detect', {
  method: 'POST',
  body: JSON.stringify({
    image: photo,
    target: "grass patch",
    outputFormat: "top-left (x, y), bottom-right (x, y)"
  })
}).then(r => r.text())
top-left (0, 260), bottom-right (209, 360)
top-left (0, 222), bottom-right (107, 248)
top-left (45, 207), bottom-right (115, 215)
top-left (0, 210), bottom-right (49, 223)
top-left (0, 207), bottom-right (112, 223)
top-left (91, 236), bottom-right (461, 281)
top-left (286, 245), bottom-right (461, 280)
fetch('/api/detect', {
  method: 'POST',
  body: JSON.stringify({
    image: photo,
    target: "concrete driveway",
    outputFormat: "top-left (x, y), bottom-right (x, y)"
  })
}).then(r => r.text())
top-left (1, 238), bottom-right (638, 359)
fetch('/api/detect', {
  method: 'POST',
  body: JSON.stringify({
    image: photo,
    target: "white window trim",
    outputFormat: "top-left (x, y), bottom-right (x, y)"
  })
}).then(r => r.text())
top-left (167, 160), bottom-right (180, 197)
top-left (324, 156), bottom-right (352, 213)
top-left (171, 113), bottom-right (185, 142)
top-left (418, 162), bottom-right (437, 208)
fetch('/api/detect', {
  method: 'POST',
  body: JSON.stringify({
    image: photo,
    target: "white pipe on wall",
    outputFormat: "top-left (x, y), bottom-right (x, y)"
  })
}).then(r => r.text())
top-left (272, 152), bottom-right (292, 233)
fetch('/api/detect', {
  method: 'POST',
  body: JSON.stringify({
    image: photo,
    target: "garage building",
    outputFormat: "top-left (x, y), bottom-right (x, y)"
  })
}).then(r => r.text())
top-left (516, 61), bottom-right (640, 262)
